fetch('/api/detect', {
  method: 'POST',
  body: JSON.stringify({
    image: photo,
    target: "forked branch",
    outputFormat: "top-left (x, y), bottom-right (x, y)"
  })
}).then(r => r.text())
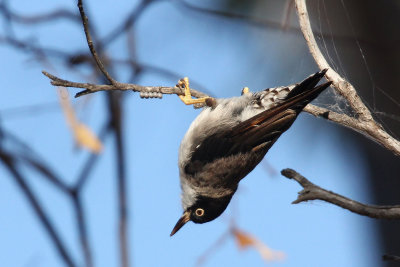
top-left (42, 70), bottom-right (208, 100)
top-left (281, 169), bottom-right (400, 219)
top-left (295, 0), bottom-right (400, 156)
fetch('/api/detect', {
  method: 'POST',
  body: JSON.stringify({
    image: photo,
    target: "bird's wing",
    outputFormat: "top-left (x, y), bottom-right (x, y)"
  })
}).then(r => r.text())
top-left (184, 71), bottom-right (331, 175)
top-left (186, 105), bottom-right (296, 168)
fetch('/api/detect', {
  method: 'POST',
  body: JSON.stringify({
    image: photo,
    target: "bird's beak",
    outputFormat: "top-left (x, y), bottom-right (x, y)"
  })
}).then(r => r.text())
top-left (170, 211), bottom-right (190, 236)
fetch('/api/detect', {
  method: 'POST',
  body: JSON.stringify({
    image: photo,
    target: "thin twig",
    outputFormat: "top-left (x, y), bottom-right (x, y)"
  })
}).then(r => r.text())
top-left (42, 70), bottom-right (209, 100)
top-left (295, 0), bottom-right (400, 156)
top-left (111, 58), bottom-right (211, 95)
top-left (304, 104), bottom-right (359, 129)
top-left (281, 168), bottom-right (400, 219)
top-left (77, 0), bottom-right (116, 85)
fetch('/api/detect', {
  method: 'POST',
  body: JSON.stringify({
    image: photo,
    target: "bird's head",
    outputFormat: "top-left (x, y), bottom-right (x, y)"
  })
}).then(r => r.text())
top-left (170, 194), bottom-right (232, 236)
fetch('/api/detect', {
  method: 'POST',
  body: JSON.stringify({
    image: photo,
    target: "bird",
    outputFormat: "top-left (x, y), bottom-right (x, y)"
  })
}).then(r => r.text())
top-left (170, 69), bottom-right (331, 236)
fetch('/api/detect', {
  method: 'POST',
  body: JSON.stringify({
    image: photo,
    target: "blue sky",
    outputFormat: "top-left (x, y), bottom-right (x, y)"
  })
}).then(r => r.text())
top-left (0, 1), bottom-right (381, 266)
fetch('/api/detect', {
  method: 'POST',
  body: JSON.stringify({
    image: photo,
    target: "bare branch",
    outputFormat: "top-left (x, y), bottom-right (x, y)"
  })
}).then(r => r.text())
top-left (304, 104), bottom-right (359, 129)
top-left (281, 168), bottom-right (400, 219)
top-left (77, 0), bottom-right (116, 84)
top-left (42, 70), bottom-right (210, 102)
top-left (295, 0), bottom-right (400, 156)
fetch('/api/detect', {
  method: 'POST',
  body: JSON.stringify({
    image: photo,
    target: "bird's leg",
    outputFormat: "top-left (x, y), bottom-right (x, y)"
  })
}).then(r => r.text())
top-left (177, 77), bottom-right (210, 105)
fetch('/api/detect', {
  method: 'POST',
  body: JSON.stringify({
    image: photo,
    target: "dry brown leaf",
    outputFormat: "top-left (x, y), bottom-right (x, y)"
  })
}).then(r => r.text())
top-left (233, 228), bottom-right (255, 248)
top-left (58, 88), bottom-right (103, 153)
top-left (72, 122), bottom-right (103, 153)
top-left (231, 228), bottom-right (286, 262)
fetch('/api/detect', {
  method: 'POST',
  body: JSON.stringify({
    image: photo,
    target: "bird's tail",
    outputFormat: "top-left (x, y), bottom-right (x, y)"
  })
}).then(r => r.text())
top-left (230, 70), bottom-right (331, 138)
top-left (283, 69), bottom-right (331, 113)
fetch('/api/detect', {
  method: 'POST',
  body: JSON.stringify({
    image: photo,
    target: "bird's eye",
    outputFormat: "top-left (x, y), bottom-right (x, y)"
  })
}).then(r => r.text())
top-left (195, 208), bottom-right (204, 217)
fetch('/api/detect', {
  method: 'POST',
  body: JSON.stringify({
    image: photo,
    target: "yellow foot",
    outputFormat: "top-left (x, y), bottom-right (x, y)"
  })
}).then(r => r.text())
top-left (177, 77), bottom-right (210, 105)
top-left (241, 87), bottom-right (250, 95)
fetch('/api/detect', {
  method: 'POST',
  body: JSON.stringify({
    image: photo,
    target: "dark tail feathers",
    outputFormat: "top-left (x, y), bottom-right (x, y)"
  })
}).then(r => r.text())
top-left (285, 69), bottom-right (331, 113)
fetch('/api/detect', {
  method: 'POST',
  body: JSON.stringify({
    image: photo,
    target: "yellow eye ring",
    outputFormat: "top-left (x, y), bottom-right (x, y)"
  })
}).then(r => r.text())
top-left (195, 208), bottom-right (204, 216)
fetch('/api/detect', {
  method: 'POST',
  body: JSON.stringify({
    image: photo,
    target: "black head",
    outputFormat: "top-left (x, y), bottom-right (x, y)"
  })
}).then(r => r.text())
top-left (170, 194), bottom-right (233, 236)
top-left (189, 195), bottom-right (232, 223)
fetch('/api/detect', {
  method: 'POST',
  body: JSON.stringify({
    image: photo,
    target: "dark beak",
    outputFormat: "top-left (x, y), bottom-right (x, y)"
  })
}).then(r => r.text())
top-left (170, 211), bottom-right (190, 236)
